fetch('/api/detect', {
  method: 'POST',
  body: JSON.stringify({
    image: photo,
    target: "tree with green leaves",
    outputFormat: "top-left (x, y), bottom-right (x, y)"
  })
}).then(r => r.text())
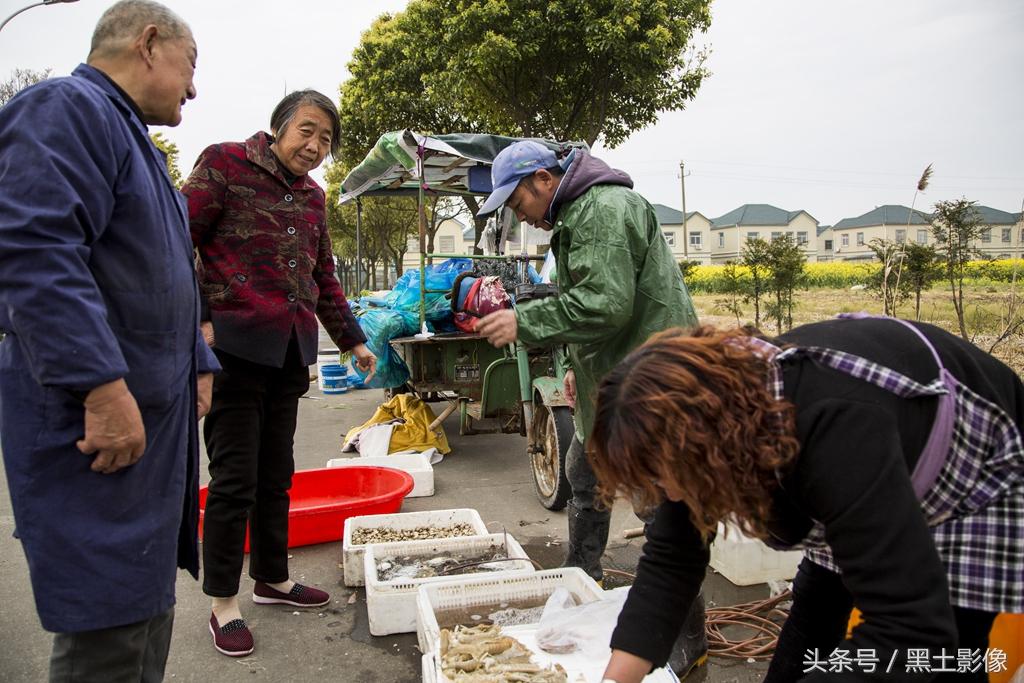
top-left (325, 162), bottom-right (419, 291)
top-left (741, 238), bottom-right (771, 329)
top-left (0, 67), bottom-right (51, 107)
top-left (764, 234), bottom-right (806, 332)
top-left (431, 0), bottom-right (711, 148)
top-left (712, 260), bottom-right (746, 326)
top-left (149, 132), bottom-right (183, 188)
top-left (931, 198), bottom-right (984, 339)
top-left (868, 238), bottom-right (913, 315)
top-left (900, 241), bottom-right (944, 320)
top-left (334, 0), bottom-right (711, 248)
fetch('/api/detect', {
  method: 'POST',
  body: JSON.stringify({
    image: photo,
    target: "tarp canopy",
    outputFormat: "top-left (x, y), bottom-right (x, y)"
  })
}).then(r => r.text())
top-left (339, 130), bottom-right (587, 204)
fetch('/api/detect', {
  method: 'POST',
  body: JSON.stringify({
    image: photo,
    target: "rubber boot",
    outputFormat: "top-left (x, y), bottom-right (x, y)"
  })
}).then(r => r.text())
top-left (561, 501), bottom-right (611, 583)
top-left (668, 592), bottom-right (709, 679)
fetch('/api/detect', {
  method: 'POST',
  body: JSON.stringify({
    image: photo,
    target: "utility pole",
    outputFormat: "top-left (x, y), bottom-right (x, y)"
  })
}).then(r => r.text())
top-left (680, 160), bottom-right (689, 259)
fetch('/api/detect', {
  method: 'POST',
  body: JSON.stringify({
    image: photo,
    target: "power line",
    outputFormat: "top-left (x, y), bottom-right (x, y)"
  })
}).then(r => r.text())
top-left (614, 156), bottom-right (1024, 183)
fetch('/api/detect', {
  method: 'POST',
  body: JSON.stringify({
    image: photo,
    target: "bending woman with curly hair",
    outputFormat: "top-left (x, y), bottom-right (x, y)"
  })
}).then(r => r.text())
top-left (591, 317), bottom-right (1024, 683)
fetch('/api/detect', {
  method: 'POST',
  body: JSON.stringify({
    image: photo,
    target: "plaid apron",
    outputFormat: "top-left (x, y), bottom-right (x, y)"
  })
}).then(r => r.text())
top-left (748, 315), bottom-right (1024, 613)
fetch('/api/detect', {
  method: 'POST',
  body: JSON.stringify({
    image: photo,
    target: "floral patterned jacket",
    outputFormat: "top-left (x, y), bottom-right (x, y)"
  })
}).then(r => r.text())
top-left (182, 132), bottom-right (365, 368)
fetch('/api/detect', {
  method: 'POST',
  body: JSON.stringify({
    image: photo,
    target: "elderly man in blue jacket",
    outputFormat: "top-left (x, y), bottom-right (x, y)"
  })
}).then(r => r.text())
top-left (0, 1), bottom-right (218, 679)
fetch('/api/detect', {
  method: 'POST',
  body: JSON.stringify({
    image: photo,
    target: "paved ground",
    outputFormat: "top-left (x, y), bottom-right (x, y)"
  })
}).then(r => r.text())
top-left (0, 379), bottom-right (769, 682)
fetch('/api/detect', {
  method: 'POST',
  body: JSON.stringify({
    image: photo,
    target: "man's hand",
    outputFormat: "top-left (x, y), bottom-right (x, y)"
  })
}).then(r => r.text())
top-left (477, 309), bottom-right (518, 347)
top-left (77, 379), bottom-right (146, 474)
top-left (200, 320), bottom-right (215, 347)
top-left (197, 372), bottom-right (213, 418)
top-left (562, 368), bottom-right (577, 409)
top-left (352, 343), bottom-right (377, 382)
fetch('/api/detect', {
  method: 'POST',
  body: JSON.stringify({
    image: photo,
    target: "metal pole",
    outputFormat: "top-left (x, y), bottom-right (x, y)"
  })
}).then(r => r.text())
top-left (1, 1), bottom-right (78, 35)
top-left (418, 178), bottom-right (427, 332)
top-left (680, 160), bottom-right (689, 260)
top-left (1, 2), bottom-right (43, 33)
top-left (355, 197), bottom-right (362, 293)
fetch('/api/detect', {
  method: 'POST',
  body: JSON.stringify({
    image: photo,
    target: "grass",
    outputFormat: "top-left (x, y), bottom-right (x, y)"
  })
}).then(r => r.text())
top-left (691, 283), bottom-right (1024, 374)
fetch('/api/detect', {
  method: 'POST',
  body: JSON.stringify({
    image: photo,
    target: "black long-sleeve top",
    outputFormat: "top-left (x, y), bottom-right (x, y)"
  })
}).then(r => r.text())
top-left (610, 319), bottom-right (1024, 680)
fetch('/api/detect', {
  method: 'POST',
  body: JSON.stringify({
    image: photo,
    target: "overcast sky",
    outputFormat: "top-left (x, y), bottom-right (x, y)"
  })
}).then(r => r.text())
top-left (1, 0), bottom-right (1021, 226)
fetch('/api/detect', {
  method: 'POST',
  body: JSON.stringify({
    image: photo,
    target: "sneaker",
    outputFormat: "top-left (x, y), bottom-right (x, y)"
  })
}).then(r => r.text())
top-left (252, 581), bottom-right (330, 607)
top-left (209, 613), bottom-right (254, 657)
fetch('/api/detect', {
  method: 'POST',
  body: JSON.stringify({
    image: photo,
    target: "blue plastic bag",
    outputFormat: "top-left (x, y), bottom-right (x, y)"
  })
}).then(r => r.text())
top-left (350, 308), bottom-right (418, 389)
top-left (386, 258), bottom-right (472, 322)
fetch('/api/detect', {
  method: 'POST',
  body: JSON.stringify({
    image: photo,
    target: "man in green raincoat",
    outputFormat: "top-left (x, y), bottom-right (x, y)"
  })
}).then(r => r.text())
top-left (476, 140), bottom-right (706, 676)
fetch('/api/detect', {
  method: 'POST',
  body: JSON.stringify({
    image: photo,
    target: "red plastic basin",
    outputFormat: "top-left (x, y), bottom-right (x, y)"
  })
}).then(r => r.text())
top-left (198, 466), bottom-right (415, 551)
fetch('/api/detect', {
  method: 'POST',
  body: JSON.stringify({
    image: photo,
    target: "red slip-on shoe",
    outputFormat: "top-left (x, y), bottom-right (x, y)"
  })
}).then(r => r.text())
top-left (209, 613), bottom-right (254, 657)
top-left (252, 581), bottom-right (330, 607)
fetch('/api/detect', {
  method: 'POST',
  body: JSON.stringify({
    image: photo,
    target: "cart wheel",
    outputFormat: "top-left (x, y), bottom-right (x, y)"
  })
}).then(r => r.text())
top-left (529, 404), bottom-right (572, 511)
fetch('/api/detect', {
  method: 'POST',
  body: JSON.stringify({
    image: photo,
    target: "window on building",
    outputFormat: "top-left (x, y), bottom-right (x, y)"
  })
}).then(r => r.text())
top-left (689, 232), bottom-right (702, 250)
top-left (408, 236), bottom-right (419, 250)
top-left (841, 234), bottom-right (849, 248)
top-left (747, 231), bottom-right (760, 241)
top-left (797, 231), bottom-right (808, 245)
top-left (824, 239), bottom-right (833, 251)
top-left (981, 228), bottom-right (992, 243)
top-left (439, 236), bottom-right (455, 253)
top-left (856, 232), bottom-right (864, 246)
top-left (1002, 228), bottom-right (1011, 243)
top-left (998, 253), bottom-right (1011, 259)
top-left (771, 231), bottom-right (783, 242)
top-left (917, 229), bottom-right (928, 244)
top-left (663, 231), bottom-right (676, 247)
top-left (718, 232), bottom-right (725, 248)
top-left (895, 229), bottom-right (906, 244)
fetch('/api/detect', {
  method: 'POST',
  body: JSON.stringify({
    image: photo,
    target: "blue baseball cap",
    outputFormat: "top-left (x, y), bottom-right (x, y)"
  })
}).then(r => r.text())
top-left (477, 140), bottom-right (559, 216)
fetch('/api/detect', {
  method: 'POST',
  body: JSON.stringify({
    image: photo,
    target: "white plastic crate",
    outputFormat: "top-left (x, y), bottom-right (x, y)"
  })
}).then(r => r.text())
top-left (418, 570), bottom-right (678, 683)
top-left (421, 654), bottom-right (436, 683)
top-left (424, 638), bottom-right (679, 683)
top-left (709, 521), bottom-right (802, 586)
top-left (364, 532), bottom-right (535, 636)
top-left (327, 453), bottom-right (434, 498)
top-left (343, 508), bottom-right (487, 587)
top-left (415, 567), bottom-right (603, 656)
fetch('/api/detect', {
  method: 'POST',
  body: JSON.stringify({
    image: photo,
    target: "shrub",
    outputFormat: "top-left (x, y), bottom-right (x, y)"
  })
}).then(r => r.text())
top-left (678, 259), bottom-right (1024, 294)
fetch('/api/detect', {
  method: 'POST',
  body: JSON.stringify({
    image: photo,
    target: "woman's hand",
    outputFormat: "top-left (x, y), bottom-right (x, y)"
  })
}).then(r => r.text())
top-left (352, 343), bottom-right (377, 381)
top-left (601, 650), bottom-right (653, 683)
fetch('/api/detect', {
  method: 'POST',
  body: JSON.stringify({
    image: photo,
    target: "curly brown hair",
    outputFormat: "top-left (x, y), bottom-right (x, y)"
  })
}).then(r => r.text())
top-left (588, 326), bottom-right (801, 542)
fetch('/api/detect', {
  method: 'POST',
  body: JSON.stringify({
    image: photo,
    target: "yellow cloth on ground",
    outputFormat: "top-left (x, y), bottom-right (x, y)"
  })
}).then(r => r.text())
top-left (344, 394), bottom-right (451, 455)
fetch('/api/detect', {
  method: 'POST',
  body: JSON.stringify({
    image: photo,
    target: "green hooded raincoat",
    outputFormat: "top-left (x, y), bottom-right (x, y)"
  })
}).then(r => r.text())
top-left (515, 152), bottom-right (698, 439)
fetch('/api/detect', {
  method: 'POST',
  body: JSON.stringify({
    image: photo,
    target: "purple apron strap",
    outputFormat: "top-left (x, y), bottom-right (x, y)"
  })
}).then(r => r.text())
top-left (836, 313), bottom-right (956, 498)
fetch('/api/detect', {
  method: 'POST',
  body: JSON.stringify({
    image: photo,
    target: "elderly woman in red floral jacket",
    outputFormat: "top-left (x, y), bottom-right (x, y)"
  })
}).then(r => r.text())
top-left (182, 89), bottom-right (375, 657)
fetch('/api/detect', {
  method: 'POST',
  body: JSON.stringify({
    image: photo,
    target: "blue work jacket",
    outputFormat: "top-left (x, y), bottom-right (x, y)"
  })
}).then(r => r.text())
top-left (0, 64), bottom-right (219, 632)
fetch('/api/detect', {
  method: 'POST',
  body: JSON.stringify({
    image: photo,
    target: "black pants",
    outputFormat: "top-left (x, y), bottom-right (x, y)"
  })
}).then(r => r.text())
top-left (201, 338), bottom-right (309, 597)
top-left (50, 608), bottom-right (174, 683)
top-left (765, 558), bottom-right (997, 682)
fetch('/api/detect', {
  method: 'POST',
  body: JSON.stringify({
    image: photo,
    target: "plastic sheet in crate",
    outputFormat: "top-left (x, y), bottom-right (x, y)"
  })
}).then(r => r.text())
top-left (364, 532), bottom-right (534, 636)
top-left (342, 508), bottom-right (487, 587)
